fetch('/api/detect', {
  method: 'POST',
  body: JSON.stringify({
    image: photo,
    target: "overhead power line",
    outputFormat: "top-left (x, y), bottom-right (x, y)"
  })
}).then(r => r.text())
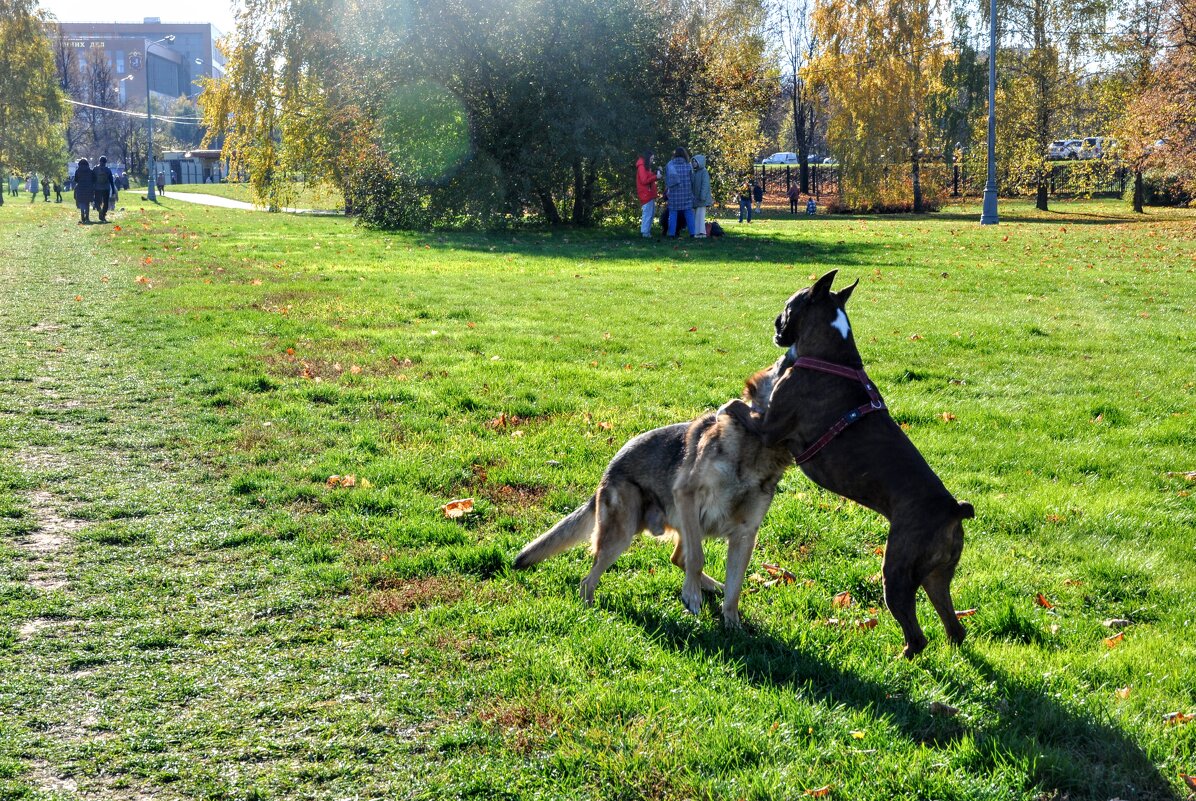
top-left (65, 98), bottom-right (204, 124)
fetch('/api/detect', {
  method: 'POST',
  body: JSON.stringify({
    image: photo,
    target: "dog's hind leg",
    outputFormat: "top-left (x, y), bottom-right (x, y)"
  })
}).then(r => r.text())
top-left (922, 557), bottom-right (966, 646)
top-left (579, 484), bottom-right (638, 606)
top-left (669, 539), bottom-right (723, 594)
top-left (882, 534), bottom-right (929, 658)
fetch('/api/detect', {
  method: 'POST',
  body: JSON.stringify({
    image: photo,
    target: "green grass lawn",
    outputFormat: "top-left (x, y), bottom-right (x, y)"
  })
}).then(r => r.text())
top-left (169, 181), bottom-right (346, 211)
top-left (1, 196), bottom-right (1194, 800)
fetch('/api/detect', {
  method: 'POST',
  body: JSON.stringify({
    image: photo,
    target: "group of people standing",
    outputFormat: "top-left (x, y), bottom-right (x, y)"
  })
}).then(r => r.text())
top-left (71, 157), bottom-right (118, 224)
top-left (635, 148), bottom-right (714, 239)
top-left (8, 173), bottom-right (61, 203)
top-left (635, 151), bottom-right (818, 236)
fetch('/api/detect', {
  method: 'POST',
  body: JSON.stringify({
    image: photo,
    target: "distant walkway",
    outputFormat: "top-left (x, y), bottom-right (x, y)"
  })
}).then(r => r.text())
top-left (162, 192), bottom-right (343, 216)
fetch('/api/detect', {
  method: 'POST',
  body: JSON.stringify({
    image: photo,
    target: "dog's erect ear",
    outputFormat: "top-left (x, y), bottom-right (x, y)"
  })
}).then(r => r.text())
top-left (811, 270), bottom-right (838, 300)
top-left (836, 278), bottom-right (859, 305)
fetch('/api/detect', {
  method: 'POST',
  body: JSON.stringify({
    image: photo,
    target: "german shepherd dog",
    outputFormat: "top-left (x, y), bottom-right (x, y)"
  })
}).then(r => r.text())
top-left (719, 270), bottom-right (973, 657)
top-left (513, 354), bottom-right (795, 626)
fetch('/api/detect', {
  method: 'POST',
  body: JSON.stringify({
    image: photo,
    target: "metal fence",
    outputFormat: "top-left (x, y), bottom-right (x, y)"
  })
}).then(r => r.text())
top-left (752, 161), bottom-right (1129, 202)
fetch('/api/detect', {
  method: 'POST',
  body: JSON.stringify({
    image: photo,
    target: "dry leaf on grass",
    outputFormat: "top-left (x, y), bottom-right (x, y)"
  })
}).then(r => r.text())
top-left (1163, 711), bottom-right (1192, 725)
top-left (763, 563), bottom-right (797, 584)
top-left (929, 701), bottom-right (959, 717)
top-left (805, 786), bottom-right (831, 798)
top-left (1035, 593), bottom-right (1054, 609)
top-left (1104, 632), bottom-right (1125, 648)
top-left (1115, 687), bottom-right (1132, 700)
top-left (1179, 774), bottom-right (1196, 791)
top-left (857, 618), bottom-right (878, 630)
top-left (441, 498), bottom-right (474, 519)
top-left (955, 608), bottom-right (978, 618)
top-left (832, 591), bottom-right (853, 609)
top-left (327, 474), bottom-right (358, 488)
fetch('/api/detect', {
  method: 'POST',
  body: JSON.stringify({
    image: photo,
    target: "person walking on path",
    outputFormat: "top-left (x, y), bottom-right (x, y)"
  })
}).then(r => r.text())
top-left (635, 151), bottom-right (659, 238)
top-left (752, 180), bottom-right (763, 213)
top-left (156, 170), bottom-right (166, 195)
top-left (27, 174), bottom-right (39, 202)
top-left (53, 179), bottom-right (62, 203)
top-left (93, 157), bottom-right (114, 222)
top-left (787, 183), bottom-right (800, 214)
top-left (690, 154), bottom-right (713, 238)
top-left (737, 178), bottom-right (753, 223)
top-left (664, 147), bottom-right (695, 237)
top-left (73, 159), bottom-right (95, 224)
top-left (42, 178), bottom-right (50, 202)
top-left (7, 173), bottom-right (18, 197)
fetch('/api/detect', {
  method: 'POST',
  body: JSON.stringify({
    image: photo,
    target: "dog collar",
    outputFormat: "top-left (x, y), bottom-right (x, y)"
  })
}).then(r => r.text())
top-left (790, 357), bottom-right (886, 465)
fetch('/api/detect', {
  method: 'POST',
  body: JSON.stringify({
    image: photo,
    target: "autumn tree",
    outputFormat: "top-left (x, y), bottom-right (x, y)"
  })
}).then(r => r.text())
top-left (775, 0), bottom-right (819, 192)
top-left (810, 0), bottom-right (946, 212)
top-left (202, 0), bottom-right (774, 226)
top-left (996, 0), bottom-right (1109, 210)
top-left (0, 0), bottom-right (68, 206)
top-left (1118, 0), bottom-right (1196, 206)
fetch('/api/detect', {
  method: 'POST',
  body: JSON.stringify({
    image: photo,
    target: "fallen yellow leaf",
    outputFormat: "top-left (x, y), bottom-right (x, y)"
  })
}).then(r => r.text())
top-left (442, 498), bottom-right (474, 518)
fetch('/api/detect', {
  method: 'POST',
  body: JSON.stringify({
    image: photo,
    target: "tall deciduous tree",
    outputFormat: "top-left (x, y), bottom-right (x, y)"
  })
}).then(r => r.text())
top-left (810, 0), bottom-right (945, 212)
top-left (776, 0), bottom-right (818, 192)
top-left (1118, 0), bottom-right (1196, 205)
top-left (997, 0), bottom-right (1109, 210)
top-left (202, 0), bottom-right (774, 226)
top-left (0, 0), bottom-right (67, 206)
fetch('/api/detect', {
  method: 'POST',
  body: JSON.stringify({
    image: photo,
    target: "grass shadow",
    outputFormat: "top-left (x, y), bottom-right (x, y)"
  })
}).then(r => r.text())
top-left (621, 602), bottom-right (1178, 800)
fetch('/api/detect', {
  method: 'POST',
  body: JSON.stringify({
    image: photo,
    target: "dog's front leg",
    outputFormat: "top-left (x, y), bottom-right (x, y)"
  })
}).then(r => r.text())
top-left (721, 528), bottom-right (758, 628)
top-left (674, 483), bottom-right (706, 617)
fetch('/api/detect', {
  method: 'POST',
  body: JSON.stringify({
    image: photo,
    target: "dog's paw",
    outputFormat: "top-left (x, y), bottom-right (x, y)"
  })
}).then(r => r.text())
top-left (721, 607), bottom-right (742, 629)
top-left (579, 580), bottom-right (596, 607)
top-left (681, 584), bottom-right (703, 616)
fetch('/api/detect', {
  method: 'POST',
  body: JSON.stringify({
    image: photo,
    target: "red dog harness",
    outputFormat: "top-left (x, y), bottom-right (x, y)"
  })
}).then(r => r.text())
top-left (790, 356), bottom-right (887, 465)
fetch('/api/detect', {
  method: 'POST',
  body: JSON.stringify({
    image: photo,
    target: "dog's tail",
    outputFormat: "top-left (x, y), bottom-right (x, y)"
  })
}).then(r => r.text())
top-left (955, 500), bottom-right (975, 520)
top-left (513, 495), bottom-right (597, 570)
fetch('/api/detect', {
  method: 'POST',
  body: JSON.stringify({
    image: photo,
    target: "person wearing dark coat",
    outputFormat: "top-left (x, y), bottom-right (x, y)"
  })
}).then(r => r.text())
top-left (73, 159), bottom-right (95, 224)
top-left (93, 156), bottom-right (114, 222)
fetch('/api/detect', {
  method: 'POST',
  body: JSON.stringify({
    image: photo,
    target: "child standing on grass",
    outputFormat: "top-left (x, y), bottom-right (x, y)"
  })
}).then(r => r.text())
top-left (737, 179), bottom-right (752, 223)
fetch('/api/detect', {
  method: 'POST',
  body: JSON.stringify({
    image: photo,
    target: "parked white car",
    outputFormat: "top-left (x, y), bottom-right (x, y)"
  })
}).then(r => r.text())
top-left (1047, 139), bottom-right (1080, 160)
top-left (1078, 137), bottom-right (1116, 159)
top-left (761, 152), bottom-right (798, 164)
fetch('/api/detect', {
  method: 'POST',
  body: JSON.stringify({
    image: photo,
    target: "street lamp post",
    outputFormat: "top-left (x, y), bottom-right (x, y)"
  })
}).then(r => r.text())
top-left (145, 34), bottom-right (175, 201)
top-left (980, 0), bottom-right (999, 225)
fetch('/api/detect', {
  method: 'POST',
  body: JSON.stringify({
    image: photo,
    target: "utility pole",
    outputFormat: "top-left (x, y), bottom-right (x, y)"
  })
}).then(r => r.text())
top-left (144, 35), bottom-right (175, 201)
top-left (980, 0), bottom-right (999, 225)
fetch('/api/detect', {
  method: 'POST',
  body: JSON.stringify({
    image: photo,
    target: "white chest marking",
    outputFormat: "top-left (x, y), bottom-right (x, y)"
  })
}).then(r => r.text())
top-left (831, 308), bottom-right (851, 339)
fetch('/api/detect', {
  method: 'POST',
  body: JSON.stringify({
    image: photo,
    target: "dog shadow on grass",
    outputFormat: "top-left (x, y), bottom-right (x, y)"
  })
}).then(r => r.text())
top-left (621, 603), bottom-right (1178, 801)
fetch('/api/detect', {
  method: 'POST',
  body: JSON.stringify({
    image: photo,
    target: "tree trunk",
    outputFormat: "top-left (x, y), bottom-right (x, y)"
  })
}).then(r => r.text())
top-left (1036, 180), bottom-right (1049, 211)
top-left (537, 188), bottom-right (562, 225)
top-left (1132, 169), bottom-right (1144, 213)
top-left (794, 84), bottom-right (810, 194)
top-left (911, 149), bottom-right (923, 213)
top-left (570, 159), bottom-right (587, 226)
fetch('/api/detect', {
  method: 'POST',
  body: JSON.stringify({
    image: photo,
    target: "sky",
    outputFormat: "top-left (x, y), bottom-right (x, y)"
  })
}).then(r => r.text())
top-left (40, 0), bottom-right (238, 38)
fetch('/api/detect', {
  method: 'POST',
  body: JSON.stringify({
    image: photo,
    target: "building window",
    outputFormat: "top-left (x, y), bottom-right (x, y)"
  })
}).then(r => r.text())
top-left (116, 51), bottom-right (125, 73)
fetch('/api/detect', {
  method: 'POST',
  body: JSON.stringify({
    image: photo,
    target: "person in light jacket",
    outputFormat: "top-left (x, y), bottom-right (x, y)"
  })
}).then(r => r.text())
top-left (690, 154), bottom-right (713, 238)
top-left (635, 151), bottom-right (658, 238)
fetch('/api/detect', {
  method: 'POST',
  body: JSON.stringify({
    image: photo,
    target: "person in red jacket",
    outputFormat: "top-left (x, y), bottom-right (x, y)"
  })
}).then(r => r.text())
top-left (635, 151), bottom-right (659, 238)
